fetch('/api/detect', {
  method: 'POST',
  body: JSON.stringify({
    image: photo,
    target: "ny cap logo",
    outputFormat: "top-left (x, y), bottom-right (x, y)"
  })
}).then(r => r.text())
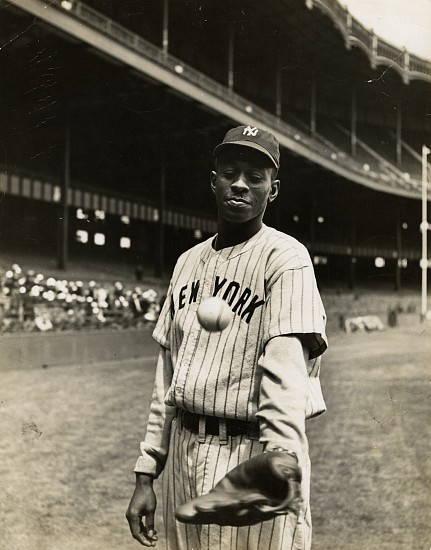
top-left (243, 126), bottom-right (258, 137)
top-left (213, 125), bottom-right (280, 169)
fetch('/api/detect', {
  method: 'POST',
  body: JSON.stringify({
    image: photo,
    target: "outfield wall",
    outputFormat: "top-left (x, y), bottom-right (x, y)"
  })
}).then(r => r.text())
top-left (0, 328), bottom-right (157, 371)
top-left (0, 311), bottom-right (421, 371)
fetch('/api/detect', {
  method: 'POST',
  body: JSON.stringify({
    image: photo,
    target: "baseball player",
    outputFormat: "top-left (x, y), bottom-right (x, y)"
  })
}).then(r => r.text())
top-left (126, 125), bottom-right (328, 549)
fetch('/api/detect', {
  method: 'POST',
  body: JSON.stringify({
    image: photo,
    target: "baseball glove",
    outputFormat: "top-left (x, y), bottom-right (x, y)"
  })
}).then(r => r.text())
top-left (175, 451), bottom-right (301, 526)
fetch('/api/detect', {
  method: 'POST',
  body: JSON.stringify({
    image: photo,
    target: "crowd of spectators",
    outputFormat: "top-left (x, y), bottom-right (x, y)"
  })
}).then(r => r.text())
top-left (0, 263), bottom-right (162, 333)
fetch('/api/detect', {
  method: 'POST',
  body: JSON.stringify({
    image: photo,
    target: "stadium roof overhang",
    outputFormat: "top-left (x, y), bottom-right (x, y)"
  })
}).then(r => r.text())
top-left (6, 0), bottom-right (430, 202)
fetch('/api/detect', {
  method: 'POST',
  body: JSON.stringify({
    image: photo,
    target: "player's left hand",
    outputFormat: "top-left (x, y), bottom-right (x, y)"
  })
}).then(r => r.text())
top-left (175, 451), bottom-right (301, 526)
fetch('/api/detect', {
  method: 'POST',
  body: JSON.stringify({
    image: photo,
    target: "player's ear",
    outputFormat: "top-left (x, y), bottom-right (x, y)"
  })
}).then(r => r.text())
top-left (210, 171), bottom-right (217, 194)
top-left (268, 179), bottom-right (280, 203)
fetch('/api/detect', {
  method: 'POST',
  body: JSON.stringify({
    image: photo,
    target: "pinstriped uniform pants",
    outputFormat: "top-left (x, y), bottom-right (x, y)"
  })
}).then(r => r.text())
top-left (161, 417), bottom-right (312, 550)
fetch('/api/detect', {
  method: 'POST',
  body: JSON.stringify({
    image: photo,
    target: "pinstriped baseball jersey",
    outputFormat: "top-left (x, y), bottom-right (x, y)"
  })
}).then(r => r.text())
top-left (153, 223), bottom-right (327, 421)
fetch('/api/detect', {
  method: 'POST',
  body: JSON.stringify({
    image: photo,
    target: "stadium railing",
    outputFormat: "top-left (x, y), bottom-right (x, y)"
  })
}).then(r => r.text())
top-left (311, 0), bottom-right (431, 83)
top-left (41, 0), bottom-right (429, 200)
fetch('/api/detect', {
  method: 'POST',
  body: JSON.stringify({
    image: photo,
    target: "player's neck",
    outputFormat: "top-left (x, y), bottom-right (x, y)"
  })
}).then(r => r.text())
top-left (214, 219), bottom-right (262, 250)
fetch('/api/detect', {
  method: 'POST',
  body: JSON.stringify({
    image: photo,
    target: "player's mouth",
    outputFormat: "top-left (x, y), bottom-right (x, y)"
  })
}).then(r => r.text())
top-left (225, 196), bottom-right (250, 207)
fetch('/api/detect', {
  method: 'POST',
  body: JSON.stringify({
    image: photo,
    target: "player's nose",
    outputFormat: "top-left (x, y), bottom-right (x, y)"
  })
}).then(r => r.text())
top-left (231, 174), bottom-right (249, 191)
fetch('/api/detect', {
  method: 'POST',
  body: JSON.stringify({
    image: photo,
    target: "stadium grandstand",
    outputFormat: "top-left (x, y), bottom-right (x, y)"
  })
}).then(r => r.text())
top-left (0, 0), bottom-right (430, 335)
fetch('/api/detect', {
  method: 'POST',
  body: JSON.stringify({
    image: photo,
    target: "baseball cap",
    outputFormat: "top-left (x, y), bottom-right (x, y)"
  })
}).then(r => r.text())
top-left (213, 125), bottom-right (280, 169)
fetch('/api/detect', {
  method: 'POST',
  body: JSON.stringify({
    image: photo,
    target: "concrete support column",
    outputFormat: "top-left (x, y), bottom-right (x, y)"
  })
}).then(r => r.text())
top-left (309, 200), bottom-right (316, 257)
top-left (162, 0), bottom-right (169, 56)
top-left (395, 206), bottom-right (402, 291)
top-left (228, 19), bottom-right (235, 91)
top-left (310, 72), bottom-right (316, 135)
top-left (396, 100), bottom-right (402, 165)
top-left (157, 158), bottom-right (166, 277)
top-left (351, 85), bottom-right (357, 157)
top-left (349, 213), bottom-right (356, 290)
top-left (156, 94), bottom-right (168, 277)
top-left (275, 52), bottom-right (282, 118)
top-left (58, 114), bottom-right (70, 271)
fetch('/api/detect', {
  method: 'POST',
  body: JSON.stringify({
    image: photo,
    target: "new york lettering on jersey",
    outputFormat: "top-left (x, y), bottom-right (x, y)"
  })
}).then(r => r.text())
top-left (170, 276), bottom-right (265, 324)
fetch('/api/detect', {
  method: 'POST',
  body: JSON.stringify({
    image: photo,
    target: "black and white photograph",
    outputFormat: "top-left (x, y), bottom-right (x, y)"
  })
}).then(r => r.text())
top-left (0, 1), bottom-right (430, 549)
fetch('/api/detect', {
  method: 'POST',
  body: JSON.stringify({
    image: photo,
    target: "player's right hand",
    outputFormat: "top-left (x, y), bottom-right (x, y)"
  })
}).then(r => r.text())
top-left (126, 473), bottom-right (158, 547)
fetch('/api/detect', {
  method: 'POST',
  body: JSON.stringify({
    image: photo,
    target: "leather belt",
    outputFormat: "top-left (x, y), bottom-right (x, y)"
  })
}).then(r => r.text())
top-left (179, 410), bottom-right (259, 443)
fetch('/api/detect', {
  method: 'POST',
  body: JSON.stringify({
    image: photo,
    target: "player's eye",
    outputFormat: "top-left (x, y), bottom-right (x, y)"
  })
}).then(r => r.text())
top-left (249, 174), bottom-right (263, 184)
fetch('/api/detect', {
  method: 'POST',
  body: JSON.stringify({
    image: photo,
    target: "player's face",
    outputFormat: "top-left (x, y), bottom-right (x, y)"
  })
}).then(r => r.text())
top-left (210, 149), bottom-right (279, 225)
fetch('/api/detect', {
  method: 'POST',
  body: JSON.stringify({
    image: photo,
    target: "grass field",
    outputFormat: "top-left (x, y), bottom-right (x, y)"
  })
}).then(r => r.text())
top-left (0, 318), bottom-right (430, 550)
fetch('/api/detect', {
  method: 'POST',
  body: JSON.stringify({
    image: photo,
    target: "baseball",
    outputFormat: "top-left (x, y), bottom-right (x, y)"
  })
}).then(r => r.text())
top-left (197, 297), bottom-right (232, 332)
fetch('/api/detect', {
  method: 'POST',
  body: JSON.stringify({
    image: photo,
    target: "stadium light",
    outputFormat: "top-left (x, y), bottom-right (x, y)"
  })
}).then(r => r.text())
top-left (95, 209), bottom-right (105, 221)
top-left (94, 233), bottom-right (105, 246)
top-left (76, 208), bottom-right (88, 220)
top-left (421, 144), bottom-right (430, 322)
top-left (120, 237), bottom-right (131, 249)
top-left (76, 230), bottom-right (88, 243)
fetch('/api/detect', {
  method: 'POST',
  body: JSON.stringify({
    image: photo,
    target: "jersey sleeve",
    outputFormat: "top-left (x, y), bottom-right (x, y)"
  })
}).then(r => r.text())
top-left (263, 254), bottom-right (328, 418)
top-left (152, 280), bottom-right (174, 349)
top-left (134, 346), bottom-right (176, 477)
top-left (256, 335), bottom-right (308, 464)
top-left (263, 262), bottom-right (328, 359)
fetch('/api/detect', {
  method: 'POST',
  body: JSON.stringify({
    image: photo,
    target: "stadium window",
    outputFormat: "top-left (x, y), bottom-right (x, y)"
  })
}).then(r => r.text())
top-left (76, 208), bottom-right (89, 220)
top-left (95, 209), bottom-right (105, 221)
top-left (121, 215), bottom-right (130, 225)
top-left (52, 186), bottom-right (61, 202)
top-left (375, 257), bottom-right (385, 268)
top-left (398, 258), bottom-right (408, 268)
top-left (313, 255), bottom-right (328, 265)
top-left (120, 237), bottom-right (131, 249)
top-left (94, 233), bottom-right (105, 246)
top-left (76, 230), bottom-right (88, 243)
